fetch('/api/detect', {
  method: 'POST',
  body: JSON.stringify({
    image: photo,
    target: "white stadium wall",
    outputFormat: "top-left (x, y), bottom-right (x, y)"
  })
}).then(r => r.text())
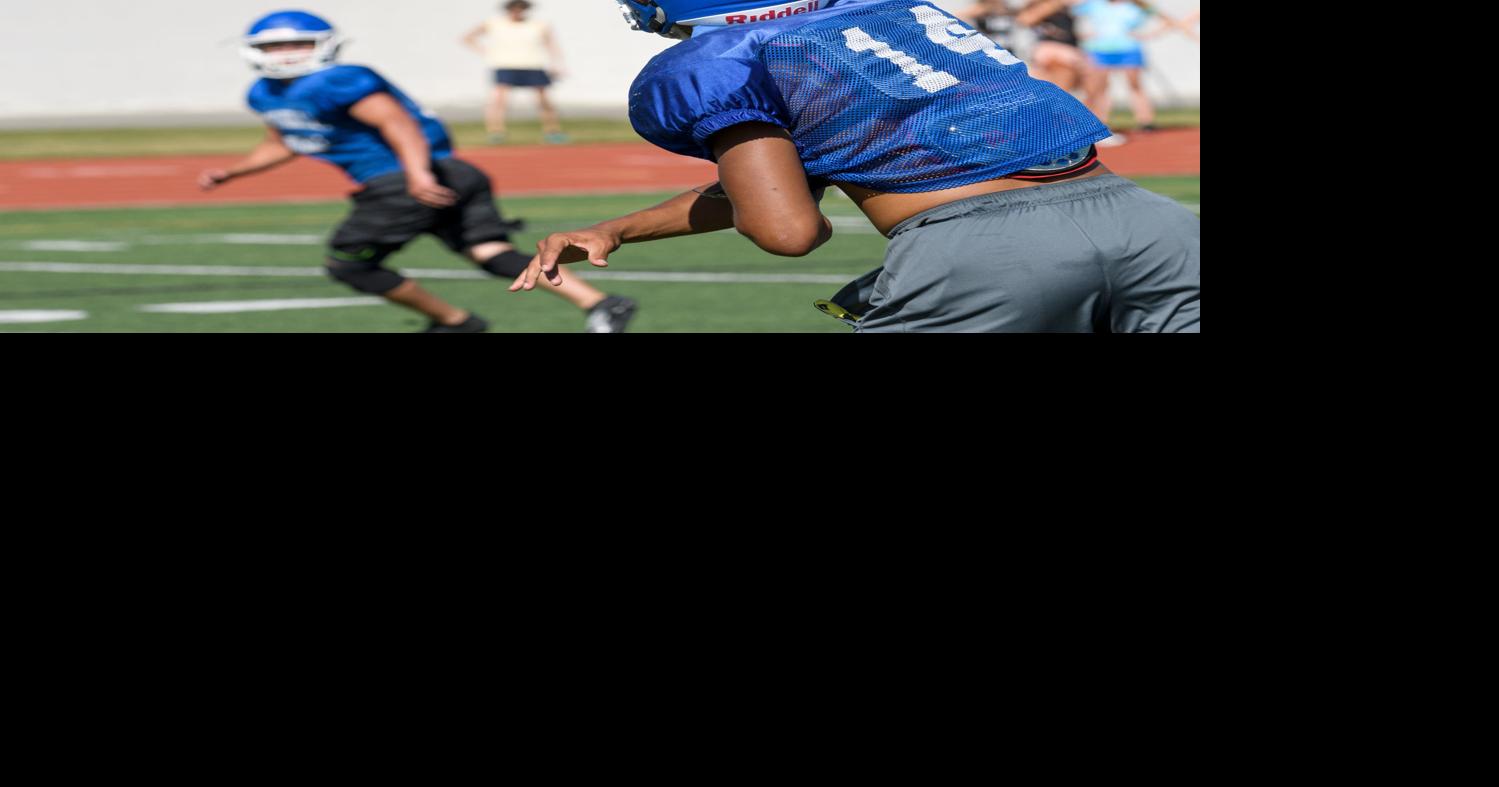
top-left (0, 0), bottom-right (1199, 128)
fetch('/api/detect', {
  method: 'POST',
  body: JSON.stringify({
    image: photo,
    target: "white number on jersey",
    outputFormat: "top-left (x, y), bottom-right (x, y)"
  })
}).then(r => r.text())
top-left (840, 4), bottom-right (1022, 94)
top-left (842, 27), bottom-right (961, 93)
top-left (909, 5), bottom-right (1023, 65)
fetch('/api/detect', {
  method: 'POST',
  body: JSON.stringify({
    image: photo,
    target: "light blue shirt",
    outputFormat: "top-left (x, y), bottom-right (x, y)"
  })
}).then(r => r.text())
top-left (1075, 0), bottom-right (1149, 54)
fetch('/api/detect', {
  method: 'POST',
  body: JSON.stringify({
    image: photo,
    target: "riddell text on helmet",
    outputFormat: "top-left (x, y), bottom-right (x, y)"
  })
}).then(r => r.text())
top-left (681, 1), bottom-right (823, 26)
top-left (727, 1), bottom-right (820, 23)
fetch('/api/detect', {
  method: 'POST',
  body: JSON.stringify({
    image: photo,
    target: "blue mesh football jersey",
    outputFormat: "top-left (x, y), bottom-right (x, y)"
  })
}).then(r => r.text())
top-left (630, 0), bottom-right (1110, 193)
top-left (248, 65), bottom-right (453, 184)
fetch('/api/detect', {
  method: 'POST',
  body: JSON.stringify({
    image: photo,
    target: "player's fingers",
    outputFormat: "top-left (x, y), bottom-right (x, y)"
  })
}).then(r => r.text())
top-left (521, 256), bottom-right (546, 291)
top-left (519, 251), bottom-right (553, 292)
top-left (533, 236), bottom-right (572, 287)
top-left (563, 236), bottom-right (610, 268)
top-left (536, 234), bottom-right (574, 273)
top-left (508, 259), bottom-right (532, 292)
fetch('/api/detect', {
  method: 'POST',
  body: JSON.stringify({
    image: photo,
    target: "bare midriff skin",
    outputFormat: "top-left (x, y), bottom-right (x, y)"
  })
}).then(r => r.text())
top-left (836, 163), bottom-right (1113, 236)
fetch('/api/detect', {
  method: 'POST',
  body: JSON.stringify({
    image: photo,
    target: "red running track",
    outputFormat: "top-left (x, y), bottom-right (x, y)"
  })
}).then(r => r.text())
top-left (0, 129), bottom-right (1199, 211)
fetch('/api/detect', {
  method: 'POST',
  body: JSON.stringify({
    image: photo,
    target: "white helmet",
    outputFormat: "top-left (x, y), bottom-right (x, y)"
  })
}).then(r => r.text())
top-left (241, 10), bottom-right (344, 79)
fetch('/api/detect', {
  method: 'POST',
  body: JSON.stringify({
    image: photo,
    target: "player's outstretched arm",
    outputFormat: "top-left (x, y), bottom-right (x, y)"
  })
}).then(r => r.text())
top-left (1017, 0), bottom-right (1074, 28)
top-left (461, 24), bottom-right (488, 55)
top-left (1174, 10), bottom-right (1200, 41)
top-left (350, 93), bottom-right (458, 209)
top-left (1129, 0), bottom-right (1176, 37)
top-left (713, 122), bottom-right (832, 258)
top-left (510, 185), bottom-right (738, 291)
top-left (198, 127), bottom-right (297, 191)
top-left (509, 122), bottom-right (827, 290)
top-left (512, 123), bottom-right (831, 291)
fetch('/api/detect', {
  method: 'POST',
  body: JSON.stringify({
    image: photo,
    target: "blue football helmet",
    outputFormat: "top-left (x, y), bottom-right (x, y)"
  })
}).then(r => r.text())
top-left (617, 0), bottom-right (834, 39)
top-left (241, 10), bottom-right (345, 79)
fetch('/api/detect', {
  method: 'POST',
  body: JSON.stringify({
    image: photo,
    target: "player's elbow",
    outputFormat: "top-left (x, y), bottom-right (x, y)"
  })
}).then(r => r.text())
top-left (739, 218), bottom-right (826, 257)
top-left (749, 233), bottom-right (819, 257)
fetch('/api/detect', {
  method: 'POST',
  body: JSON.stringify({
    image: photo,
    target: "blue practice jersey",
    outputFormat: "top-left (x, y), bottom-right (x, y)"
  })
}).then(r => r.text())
top-left (630, 0), bottom-right (1110, 193)
top-left (248, 65), bottom-right (453, 184)
top-left (1075, 0), bottom-right (1149, 53)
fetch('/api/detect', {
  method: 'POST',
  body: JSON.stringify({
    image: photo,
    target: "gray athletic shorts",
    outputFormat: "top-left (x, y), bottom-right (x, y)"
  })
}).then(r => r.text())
top-left (839, 175), bottom-right (1200, 333)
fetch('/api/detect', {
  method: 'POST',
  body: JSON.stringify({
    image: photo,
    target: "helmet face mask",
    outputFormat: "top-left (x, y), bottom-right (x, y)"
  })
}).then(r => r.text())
top-left (617, 1), bottom-right (690, 39)
top-left (617, 1), bottom-right (831, 39)
top-left (241, 11), bottom-right (344, 79)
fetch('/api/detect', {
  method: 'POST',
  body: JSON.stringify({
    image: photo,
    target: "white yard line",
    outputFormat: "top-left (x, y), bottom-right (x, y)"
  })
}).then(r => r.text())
top-left (585, 272), bottom-right (854, 284)
top-left (185, 234), bottom-right (326, 245)
top-left (20, 240), bottom-right (131, 252)
top-left (4, 234), bottom-right (327, 252)
top-left (139, 297), bottom-right (383, 314)
top-left (0, 309), bottom-right (89, 324)
top-left (2, 199), bottom-right (1200, 256)
top-left (0, 261), bottom-right (331, 277)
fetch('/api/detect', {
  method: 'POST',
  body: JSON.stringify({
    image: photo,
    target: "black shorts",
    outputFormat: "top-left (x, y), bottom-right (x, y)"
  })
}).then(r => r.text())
top-left (330, 158), bottom-right (512, 259)
top-left (494, 69), bottom-right (552, 87)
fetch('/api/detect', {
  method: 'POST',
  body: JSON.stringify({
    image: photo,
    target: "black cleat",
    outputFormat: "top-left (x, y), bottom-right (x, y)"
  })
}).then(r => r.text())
top-left (585, 296), bottom-right (639, 334)
top-left (423, 313), bottom-right (491, 333)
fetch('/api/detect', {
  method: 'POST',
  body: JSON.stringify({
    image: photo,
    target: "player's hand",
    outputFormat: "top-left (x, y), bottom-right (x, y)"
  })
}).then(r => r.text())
top-left (408, 172), bottom-right (459, 209)
top-left (509, 228), bottom-right (620, 292)
top-left (198, 169), bottom-right (231, 191)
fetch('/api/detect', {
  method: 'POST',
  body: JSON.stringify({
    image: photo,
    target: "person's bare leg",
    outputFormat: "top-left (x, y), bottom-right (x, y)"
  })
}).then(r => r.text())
top-left (467, 242), bottom-right (603, 310)
top-left (1032, 44), bottom-right (1078, 91)
top-left (1057, 62), bottom-right (1083, 92)
top-left (1074, 60), bottom-right (1096, 95)
top-left (1058, 47), bottom-right (1090, 93)
top-left (383, 279), bottom-right (469, 325)
top-left (1031, 54), bottom-right (1061, 88)
top-left (1045, 62), bottom-right (1076, 91)
top-left (1084, 68), bottom-right (1114, 125)
top-left (536, 88), bottom-right (563, 136)
top-left (486, 85), bottom-right (511, 136)
top-left (1125, 69), bottom-right (1154, 127)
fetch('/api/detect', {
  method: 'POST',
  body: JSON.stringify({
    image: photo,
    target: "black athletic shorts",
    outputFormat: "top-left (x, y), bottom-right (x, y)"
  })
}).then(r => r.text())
top-left (494, 69), bottom-right (552, 87)
top-left (329, 158), bottom-right (512, 257)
